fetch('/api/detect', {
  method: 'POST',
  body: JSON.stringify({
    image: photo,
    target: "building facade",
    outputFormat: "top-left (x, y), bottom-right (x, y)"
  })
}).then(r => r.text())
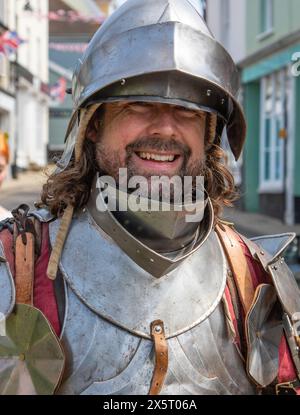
top-left (48, 0), bottom-right (104, 158)
top-left (206, 0), bottom-right (246, 189)
top-left (241, 0), bottom-right (300, 225)
top-left (207, 0), bottom-right (300, 225)
top-left (0, 1), bottom-right (17, 179)
top-left (5, 0), bottom-right (50, 170)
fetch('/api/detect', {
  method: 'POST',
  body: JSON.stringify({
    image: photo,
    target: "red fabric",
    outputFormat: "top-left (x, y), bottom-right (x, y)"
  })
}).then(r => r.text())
top-left (33, 223), bottom-right (61, 337)
top-left (0, 228), bottom-right (15, 276)
top-left (224, 284), bottom-right (242, 350)
top-left (0, 224), bottom-right (61, 337)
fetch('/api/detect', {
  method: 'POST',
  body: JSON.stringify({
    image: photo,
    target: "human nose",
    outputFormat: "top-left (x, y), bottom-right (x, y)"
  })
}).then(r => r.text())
top-left (146, 107), bottom-right (180, 138)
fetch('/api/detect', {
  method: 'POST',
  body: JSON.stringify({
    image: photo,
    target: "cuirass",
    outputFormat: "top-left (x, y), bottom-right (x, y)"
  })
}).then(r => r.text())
top-left (48, 210), bottom-right (256, 395)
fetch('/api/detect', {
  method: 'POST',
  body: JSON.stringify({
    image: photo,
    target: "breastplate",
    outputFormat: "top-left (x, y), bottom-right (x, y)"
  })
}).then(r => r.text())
top-left (49, 211), bottom-right (256, 395)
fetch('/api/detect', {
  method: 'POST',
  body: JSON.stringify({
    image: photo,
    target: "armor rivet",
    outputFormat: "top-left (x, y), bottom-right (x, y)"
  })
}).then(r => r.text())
top-left (150, 258), bottom-right (154, 263)
top-left (121, 79), bottom-right (126, 86)
top-left (256, 331), bottom-right (261, 339)
top-left (154, 325), bottom-right (162, 334)
top-left (260, 251), bottom-right (264, 256)
top-left (274, 266), bottom-right (278, 271)
top-left (206, 89), bottom-right (212, 96)
top-left (221, 98), bottom-right (225, 104)
top-left (136, 249), bottom-right (140, 254)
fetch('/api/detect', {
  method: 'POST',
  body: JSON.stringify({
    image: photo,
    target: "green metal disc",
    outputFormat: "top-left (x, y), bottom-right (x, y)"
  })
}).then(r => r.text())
top-left (0, 304), bottom-right (65, 395)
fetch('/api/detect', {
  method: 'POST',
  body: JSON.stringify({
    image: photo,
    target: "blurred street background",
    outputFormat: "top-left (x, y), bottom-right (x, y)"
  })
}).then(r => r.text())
top-left (0, 0), bottom-right (300, 256)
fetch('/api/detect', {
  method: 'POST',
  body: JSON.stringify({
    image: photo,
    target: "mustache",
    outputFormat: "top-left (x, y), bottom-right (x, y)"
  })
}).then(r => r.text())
top-left (126, 137), bottom-right (191, 157)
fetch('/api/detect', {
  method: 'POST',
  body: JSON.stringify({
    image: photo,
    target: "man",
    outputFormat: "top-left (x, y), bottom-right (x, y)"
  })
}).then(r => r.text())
top-left (0, 0), bottom-right (300, 395)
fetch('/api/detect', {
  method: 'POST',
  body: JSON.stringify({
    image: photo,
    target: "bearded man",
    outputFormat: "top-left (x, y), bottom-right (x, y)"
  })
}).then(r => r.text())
top-left (0, 0), bottom-right (300, 395)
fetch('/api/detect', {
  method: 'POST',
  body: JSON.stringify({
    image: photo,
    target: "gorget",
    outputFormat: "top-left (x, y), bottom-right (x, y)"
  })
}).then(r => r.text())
top-left (49, 209), bottom-right (227, 339)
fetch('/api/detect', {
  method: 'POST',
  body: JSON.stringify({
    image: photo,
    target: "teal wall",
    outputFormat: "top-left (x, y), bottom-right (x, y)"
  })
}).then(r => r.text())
top-left (243, 81), bottom-right (261, 212)
top-left (242, 42), bottom-right (300, 83)
top-left (246, 0), bottom-right (300, 55)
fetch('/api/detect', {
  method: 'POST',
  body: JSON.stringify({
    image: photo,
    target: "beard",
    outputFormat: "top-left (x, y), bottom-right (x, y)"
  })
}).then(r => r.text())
top-left (95, 136), bottom-right (207, 202)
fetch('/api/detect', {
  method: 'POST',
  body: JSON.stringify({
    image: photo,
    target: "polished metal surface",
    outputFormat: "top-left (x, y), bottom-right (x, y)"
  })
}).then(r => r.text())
top-left (67, 0), bottom-right (246, 161)
top-left (251, 233), bottom-right (296, 265)
top-left (88, 174), bottom-right (211, 256)
top-left (267, 259), bottom-right (300, 322)
top-left (242, 234), bottom-right (300, 323)
top-left (246, 284), bottom-right (283, 387)
top-left (49, 210), bottom-right (227, 339)
top-left (57, 281), bottom-right (256, 395)
top-left (31, 208), bottom-right (55, 223)
top-left (282, 313), bottom-right (300, 380)
top-left (0, 241), bottom-right (15, 317)
top-left (0, 304), bottom-right (65, 395)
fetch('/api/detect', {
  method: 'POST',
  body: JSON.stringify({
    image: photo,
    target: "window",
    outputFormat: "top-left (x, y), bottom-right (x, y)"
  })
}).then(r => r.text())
top-left (260, 0), bottom-right (273, 34)
top-left (260, 69), bottom-right (290, 191)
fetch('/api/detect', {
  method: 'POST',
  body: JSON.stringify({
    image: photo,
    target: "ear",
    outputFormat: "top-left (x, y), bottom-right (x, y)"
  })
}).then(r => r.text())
top-left (86, 117), bottom-right (102, 143)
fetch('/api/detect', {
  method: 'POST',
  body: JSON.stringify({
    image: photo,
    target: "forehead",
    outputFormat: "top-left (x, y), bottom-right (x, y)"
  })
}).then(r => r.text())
top-left (103, 100), bottom-right (207, 114)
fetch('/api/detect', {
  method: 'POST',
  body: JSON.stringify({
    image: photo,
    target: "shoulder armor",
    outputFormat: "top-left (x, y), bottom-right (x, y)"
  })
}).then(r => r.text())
top-left (241, 232), bottom-right (300, 318)
top-left (242, 233), bottom-right (300, 382)
top-left (0, 240), bottom-right (15, 317)
top-left (250, 233), bottom-right (296, 265)
top-left (30, 208), bottom-right (55, 223)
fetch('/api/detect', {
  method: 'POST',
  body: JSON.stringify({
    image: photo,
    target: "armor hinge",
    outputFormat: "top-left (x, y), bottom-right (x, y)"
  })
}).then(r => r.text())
top-left (276, 380), bottom-right (300, 395)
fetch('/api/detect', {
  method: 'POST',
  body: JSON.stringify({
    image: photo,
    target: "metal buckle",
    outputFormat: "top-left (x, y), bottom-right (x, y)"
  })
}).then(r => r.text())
top-left (276, 381), bottom-right (299, 395)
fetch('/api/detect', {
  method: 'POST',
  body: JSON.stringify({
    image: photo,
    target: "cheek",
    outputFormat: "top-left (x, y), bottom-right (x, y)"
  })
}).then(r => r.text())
top-left (101, 116), bottom-right (146, 153)
top-left (184, 126), bottom-right (205, 158)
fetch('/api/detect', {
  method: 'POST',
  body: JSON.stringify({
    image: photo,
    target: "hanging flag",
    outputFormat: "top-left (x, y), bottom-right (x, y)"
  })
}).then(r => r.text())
top-left (25, 9), bottom-right (106, 24)
top-left (49, 42), bottom-right (88, 53)
top-left (50, 77), bottom-right (67, 103)
top-left (0, 31), bottom-right (26, 56)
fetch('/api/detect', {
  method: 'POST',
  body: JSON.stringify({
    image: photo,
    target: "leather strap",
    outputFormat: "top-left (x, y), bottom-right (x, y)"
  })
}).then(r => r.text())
top-left (216, 223), bottom-right (255, 315)
top-left (15, 232), bottom-right (35, 305)
top-left (149, 320), bottom-right (168, 395)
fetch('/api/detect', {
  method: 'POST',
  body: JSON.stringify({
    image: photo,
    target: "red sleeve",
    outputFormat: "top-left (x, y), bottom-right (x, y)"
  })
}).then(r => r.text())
top-left (34, 223), bottom-right (61, 337)
top-left (0, 224), bottom-right (61, 338)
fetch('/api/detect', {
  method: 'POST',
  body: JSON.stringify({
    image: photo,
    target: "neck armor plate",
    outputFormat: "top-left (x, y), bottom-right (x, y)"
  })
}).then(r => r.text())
top-left (49, 209), bottom-right (227, 340)
top-left (87, 174), bottom-right (214, 278)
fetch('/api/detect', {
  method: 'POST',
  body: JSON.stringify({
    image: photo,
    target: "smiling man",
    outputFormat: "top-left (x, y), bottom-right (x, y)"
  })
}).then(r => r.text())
top-left (0, 0), bottom-right (300, 396)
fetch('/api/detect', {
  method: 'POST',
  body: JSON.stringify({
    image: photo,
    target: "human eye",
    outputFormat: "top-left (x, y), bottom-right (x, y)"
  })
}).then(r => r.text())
top-left (174, 106), bottom-right (201, 118)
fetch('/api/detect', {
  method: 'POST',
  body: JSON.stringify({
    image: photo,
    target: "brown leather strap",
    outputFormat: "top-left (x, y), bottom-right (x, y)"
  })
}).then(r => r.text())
top-left (216, 223), bottom-right (255, 315)
top-left (149, 320), bottom-right (168, 395)
top-left (15, 232), bottom-right (35, 305)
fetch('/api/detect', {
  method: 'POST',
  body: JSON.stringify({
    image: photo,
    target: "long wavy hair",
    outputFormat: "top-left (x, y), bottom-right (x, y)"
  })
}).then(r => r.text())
top-left (40, 111), bottom-right (239, 224)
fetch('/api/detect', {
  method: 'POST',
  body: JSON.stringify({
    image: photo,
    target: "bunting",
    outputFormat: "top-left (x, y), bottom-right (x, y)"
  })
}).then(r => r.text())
top-left (49, 43), bottom-right (88, 53)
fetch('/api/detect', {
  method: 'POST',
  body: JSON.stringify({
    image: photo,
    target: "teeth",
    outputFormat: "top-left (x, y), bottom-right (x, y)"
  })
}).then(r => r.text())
top-left (139, 152), bottom-right (175, 162)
